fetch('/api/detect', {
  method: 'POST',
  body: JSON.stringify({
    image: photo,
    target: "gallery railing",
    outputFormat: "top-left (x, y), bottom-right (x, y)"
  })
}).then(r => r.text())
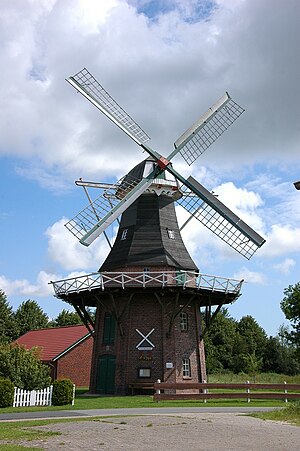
top-left (50, 271), bottom-right (243, 297)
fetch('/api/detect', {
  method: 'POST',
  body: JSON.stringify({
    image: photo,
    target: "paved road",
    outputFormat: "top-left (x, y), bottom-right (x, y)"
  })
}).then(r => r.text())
top-left (3, 410), bottom-right (299, 450)
top-left (0, 406), bottom-right (279, 421)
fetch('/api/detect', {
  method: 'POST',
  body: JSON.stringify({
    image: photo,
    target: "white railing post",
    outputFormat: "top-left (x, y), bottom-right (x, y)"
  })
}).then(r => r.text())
top-left (203, 380), bottom-right (207, 404)
top-left (156, 379), bottom-right (161, 395)
top-left (284, 381), bottom-right (288, 403)
top-left (72, 384), bottom-right (76, 406)
top-left (246, 381), bottom-right (250, 403)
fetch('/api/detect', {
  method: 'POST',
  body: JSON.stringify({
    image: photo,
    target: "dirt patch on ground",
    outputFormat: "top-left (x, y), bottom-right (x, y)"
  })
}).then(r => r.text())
top-left (11, 413), bottom-right (300, 450)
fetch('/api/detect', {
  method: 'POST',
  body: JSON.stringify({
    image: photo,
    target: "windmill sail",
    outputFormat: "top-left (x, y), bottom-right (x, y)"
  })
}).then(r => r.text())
top-left (176, 176), bottom-right (265, 259)
top-left (65, 168), bottom-right (162, 246)
top-left (170, 93), bottom-right (245, 166)
top-left (67, 68), bottom-right (150, 146)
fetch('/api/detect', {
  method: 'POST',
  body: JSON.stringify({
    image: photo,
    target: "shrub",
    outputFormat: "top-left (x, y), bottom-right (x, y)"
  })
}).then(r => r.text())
top-left (52, 379), bottom-right (74, 406)
top-left (0, 344), bottom-right (51, 390)
top-left (0, 377), bottom-right (14, 408)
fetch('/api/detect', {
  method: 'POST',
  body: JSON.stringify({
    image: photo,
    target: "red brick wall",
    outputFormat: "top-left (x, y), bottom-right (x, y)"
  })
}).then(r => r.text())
top-left (56, 336), bottom-right (93, 387)
top-left (90, 290), bottom-right (207, 394)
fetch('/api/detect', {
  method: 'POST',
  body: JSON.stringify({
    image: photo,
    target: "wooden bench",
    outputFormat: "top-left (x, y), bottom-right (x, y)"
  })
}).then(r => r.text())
top-left (129, 382), bottom-right (154, 395)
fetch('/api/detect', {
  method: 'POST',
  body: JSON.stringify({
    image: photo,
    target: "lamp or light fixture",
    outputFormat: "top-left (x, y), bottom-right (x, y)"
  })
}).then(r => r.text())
top-left (294, 181), bottom-right (300, 190)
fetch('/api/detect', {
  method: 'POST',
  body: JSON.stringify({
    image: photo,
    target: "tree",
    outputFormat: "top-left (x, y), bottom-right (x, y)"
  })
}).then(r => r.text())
top-left (242, 352), bottom-right (262, 381)
top-left (263, 335), bottom-right (300, 375)
top-left (231, 315), bottom-right (267, 373)
top-left (204, 309), bottom-right (238, 373)
top-left (14, 300), bottom-right (49, 337)
top-left (280, 283), bottom-right (300, 353)
top-left (0, 344), bottom-right (51, 390)
top-left (52, 309), bottom-right (83, 327)
top-left (0, 289), bottom-right (18, 343)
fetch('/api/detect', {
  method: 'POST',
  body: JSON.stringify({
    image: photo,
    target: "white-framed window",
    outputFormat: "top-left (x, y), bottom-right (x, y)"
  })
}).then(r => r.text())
top-left (138, 368), bottom-right (151, 378)
top-left (182, 358), bottom-right (191, 378)
top-left (167, 228), bottom-right (175, 239)
top-left (179, 312), bottom-right (188, 331)
top-left (143, 267), bottom-right (150, 274)
top-left (121, 229), bottom-right (128, 240)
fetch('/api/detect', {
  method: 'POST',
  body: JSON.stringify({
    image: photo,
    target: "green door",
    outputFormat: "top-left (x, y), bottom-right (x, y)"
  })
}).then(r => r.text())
top-left (96, 355), bottom-right (116, 394)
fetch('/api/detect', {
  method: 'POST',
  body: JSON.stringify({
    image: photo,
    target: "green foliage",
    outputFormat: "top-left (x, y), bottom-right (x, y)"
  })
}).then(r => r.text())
top-left (51, 309), bottom-right (83, 327)
top-left (280, 283), bottom-right (300, 353)
top-left (0, 290), bottom-right (18, 344)
top-left (252, 400), bottom-right (300, 426)
top-left (52, 379), bottom-right (74, 406)
top-left (203, 310), bottom-right (299, 375)
top-left (0, 344), bottom-right (51, 390)
top-left (14, 300), bottom-right (49, 337)
top-left (241, 352), bottom-right (262, 380)
top-left (263, 335), bottom-right (300, 375)
top-left (204, 309), bottom-right (237, 373)
top-left (0, 377), bottom-right (14, 408)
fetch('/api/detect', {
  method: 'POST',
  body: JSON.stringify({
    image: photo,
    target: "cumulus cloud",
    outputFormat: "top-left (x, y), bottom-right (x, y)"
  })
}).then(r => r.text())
top-left (0, 0), bottom-right (299, 190)
top-left (233, 267), bottom-right (267, 285)
top-left (260, 225), bottom-right (300, 258)
top-left (0, 271), bottom-right (58, 297)
top-left (273, 258), bottom-right (296, 275)
top-left (46, 218), bottom-right (111, 271)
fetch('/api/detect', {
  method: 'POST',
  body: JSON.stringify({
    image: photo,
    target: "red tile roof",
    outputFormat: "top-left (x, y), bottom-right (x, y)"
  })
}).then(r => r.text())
top-left (14, 325), bottom-right (91, 361)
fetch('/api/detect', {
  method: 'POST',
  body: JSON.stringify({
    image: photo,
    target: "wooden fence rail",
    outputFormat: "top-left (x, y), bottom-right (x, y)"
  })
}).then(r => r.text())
top-left (153, 381), bottom-right (300, 402)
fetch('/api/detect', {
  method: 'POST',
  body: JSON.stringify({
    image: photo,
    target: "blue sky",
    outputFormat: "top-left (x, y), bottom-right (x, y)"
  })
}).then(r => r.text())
top-left (1, 0), bottom-right (300, 336)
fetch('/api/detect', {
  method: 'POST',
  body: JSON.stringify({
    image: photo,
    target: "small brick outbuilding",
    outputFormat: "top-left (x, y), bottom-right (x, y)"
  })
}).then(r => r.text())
top-left (15, 325), bottom-right (93, 387)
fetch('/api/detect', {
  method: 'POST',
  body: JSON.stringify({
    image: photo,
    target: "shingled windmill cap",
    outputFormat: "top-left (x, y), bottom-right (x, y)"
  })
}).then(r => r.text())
top-left (294, 181), bottom-right (300, 190)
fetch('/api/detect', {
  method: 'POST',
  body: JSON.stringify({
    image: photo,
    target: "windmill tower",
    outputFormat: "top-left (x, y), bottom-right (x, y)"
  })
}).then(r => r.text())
top-left (51, 69), bottom-right (265, 394)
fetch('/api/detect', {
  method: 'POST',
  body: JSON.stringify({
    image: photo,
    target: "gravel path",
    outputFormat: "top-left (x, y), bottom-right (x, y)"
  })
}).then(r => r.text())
top-left (14, 413), bottom-right (300, 450)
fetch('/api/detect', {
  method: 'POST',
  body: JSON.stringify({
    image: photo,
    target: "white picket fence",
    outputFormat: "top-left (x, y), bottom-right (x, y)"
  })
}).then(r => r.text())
top-left (13, 385), bottom-right (53, 407)
top-left (13, 384), bottom-right (76, 407)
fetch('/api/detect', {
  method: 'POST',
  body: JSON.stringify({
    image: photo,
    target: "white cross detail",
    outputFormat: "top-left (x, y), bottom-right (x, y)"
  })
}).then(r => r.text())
top-left (136, 328), bottom-right (155, 350)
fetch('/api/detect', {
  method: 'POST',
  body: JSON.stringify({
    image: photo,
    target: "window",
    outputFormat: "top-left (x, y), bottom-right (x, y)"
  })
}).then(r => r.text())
top-left (138, 368), bottom-right (151, 378)
top-left (182, 358), bottom-right (191, 378)
top-left (121, 229), bottom-right (128, 240)
top-left (167, 228), bottom-right (175, 239)
top-left (143, 267), bottom-right (150, 274)
top-left (103, 313), bottom-right (116, 345)
top-left (179, 312), bottom-right (188, 331)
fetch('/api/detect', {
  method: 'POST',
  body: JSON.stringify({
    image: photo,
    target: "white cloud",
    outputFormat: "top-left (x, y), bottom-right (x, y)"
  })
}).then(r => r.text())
top-left (46, 218), bottom-right (110, 271)
top-left (259, 225), bottom-right (300, 258)
top-left (233, 267), bottom-right (267, 285)
top-left (273, 258), bottom-right (296, 275)
top-left (0, 0), bottom-right (299, 191)
top-left (0, 271), bottom-right (57, 298)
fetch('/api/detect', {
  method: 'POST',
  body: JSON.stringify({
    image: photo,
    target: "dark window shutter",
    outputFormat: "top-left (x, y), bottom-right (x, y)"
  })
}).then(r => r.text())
top-left (103, 313), bottom-right (116, 345)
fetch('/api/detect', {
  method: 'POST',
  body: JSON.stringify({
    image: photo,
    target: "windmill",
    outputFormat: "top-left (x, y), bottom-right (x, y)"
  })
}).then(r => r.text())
top-left (65, 68), bottom-right (265, 259)
top-left (51, 68), bottom-right (265, 394)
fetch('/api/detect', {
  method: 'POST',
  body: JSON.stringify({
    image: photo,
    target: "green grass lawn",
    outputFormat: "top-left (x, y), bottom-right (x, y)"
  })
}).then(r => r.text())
top-left (0, 392), bottom-right (286, 414)
top-left (251, 401), bottom-right (300, 426)
top-left (0, 373), bottom-right (299, 414)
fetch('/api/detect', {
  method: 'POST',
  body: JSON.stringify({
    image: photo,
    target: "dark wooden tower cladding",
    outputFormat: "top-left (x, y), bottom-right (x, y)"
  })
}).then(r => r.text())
top-left (52, 159), bottom-right (242, 395)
